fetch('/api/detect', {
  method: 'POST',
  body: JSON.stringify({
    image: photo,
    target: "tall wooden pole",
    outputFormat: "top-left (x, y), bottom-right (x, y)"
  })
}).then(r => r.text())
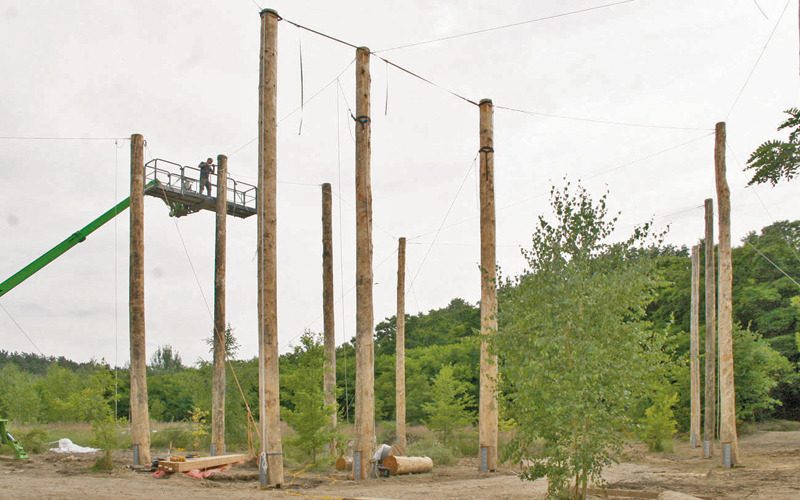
top-left (703, 197), bottom-right (716, 458)
top-left (715, 121), bottom-right (739, 466)
top-left (129, 133), bottom-right (150, 466)
top-left (322, 183), bottom-right (337, 438)
top-left (354, 45), bottom-right (375, 481)
top-left (211, 154), bottom-right (228, 456)
top-left (478, 98), bottom-right (498, 473)
top-left (690, 244), bottom-right (701, 448)
top-left (258, 8), bottom-right (283, 487)
top-left (395, 237), bottom-right (407, 455)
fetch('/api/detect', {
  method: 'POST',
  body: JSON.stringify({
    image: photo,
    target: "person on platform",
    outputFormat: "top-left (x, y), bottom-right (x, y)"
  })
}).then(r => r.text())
top-left (198, 157), bottom-right (215, 196)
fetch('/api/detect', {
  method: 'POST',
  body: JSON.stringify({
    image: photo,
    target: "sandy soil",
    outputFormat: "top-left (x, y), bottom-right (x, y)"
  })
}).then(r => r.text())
top-left (2, 431), bottom-right (799, 499)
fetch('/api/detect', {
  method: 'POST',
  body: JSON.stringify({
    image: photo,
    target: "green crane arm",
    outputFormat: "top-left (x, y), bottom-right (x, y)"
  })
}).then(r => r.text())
top-left (0, 181), bottom-right (155, 298)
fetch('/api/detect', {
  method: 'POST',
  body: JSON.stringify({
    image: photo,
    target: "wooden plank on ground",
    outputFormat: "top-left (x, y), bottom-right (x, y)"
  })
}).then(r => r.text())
top-left (157, 454), bottom-right (247, 473)
top-left (586, 488), bottom-right (659, 499)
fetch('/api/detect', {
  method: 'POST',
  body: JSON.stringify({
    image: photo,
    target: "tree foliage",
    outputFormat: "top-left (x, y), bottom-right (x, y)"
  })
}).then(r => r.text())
top-left (149, 345), bottom-right (184, 374)
top-left (282, 332), bottom-right (339, 463)
top-left (203, 323), bottom-right (241, 359)
top-left (496, 182), bottom-right (668, 499)
top-left (422, 364), bottom-right (475, 441)
top-left (746, 108), bottom-right (800, 186)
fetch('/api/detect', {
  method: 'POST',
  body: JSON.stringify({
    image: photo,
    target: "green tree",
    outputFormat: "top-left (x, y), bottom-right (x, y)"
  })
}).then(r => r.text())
top-left (37, 364), bottom-right (80, 422)
top-left (374, 298), bottom-right (480, 356)
top-left (732, 325), bottom-right (794, 421)
top-left (421, 364), bottom-right (475, 441)
top-left (282, 332), bottom-right (338, 463)
top-left (745, 108), bottom-right (800, 186)
top-left (149, 345), bottom-right (184, 373)
top-left (638, 390), bottom-right (678, 452)
top-left (496, 182), bottom-right (667, 500)
top-left (0, 364), bottom-right (41, 423)
top-left (203, 323), bottom-right (241, 359)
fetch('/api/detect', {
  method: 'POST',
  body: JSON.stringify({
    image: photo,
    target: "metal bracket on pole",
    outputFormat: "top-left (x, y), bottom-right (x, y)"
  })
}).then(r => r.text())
top-left (259, 451), bottom-right (268, 488)
top-left (480, 446), bottom-right (489, 473)
top-left (690, 434), bottom-right (696, 448)
top-left (353, 451), bottom-right (362, 480)
top-left (723, 442), bottom-right (732, 468)
top-left (132, 445), bottom-right (140, 466)
top-left (703, 440), bottom-right (711, 459)
top-left (210, 443), bottom-right (216, 457)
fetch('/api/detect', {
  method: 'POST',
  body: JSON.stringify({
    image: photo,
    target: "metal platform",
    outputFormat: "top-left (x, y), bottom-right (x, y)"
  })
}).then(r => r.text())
top-left (144, 159), bottom-right (257, 218)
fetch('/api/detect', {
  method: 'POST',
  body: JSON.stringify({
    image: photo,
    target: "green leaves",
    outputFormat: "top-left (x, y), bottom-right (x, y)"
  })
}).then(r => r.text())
top-left (746, 108), bottom-right (800, 186)
top-left (422, 364), bottom-right (475, 441)
top-left (281, 332), bottom-right (339, 463)
top-left (497, 181), bottom-right (666, 499)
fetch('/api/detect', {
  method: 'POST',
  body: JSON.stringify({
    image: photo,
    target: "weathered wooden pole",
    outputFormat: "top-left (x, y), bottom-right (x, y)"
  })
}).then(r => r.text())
top-left (354, 45), bottom-right (375, 481)
top-left (211, 154), bottom-right (228, 456)
top-left (690, 244), bottom-right (701, 448)
top-left (258, 8), bottom-right (283, 487)
top-left (322, 183), bottom-right (337, 440)
top-left (715, 121), bottom-right (739, 466)
top-left (395, 237), bottom-right (407, 455)
top-left (478, 98), bottom-right (498, 473)
top-left (703, 197), bottom-right (716, 458)
top-left (129, 133), bottom-right (150, 466)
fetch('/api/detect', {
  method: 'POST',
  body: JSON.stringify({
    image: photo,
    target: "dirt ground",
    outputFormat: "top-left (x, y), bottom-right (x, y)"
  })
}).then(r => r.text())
top-left (2, 431), bottom-right (800, 499)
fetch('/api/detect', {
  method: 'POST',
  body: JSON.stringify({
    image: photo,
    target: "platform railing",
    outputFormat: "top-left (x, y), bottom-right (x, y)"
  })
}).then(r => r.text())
top-left (144, 158), bottom-right (257, 212)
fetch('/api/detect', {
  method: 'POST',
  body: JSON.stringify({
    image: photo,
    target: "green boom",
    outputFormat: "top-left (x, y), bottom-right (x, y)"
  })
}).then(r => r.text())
top-left (0, 181), bottom-right (155, 298)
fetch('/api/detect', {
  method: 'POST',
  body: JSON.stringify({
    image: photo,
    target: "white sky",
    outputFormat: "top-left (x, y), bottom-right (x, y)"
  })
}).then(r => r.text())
top-left (1, 0), bottom-right (798, 365)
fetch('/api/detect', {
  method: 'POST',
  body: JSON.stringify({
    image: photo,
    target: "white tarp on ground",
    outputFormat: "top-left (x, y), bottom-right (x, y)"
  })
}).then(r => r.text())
top-left (50, 438), bottom-right (98, 453)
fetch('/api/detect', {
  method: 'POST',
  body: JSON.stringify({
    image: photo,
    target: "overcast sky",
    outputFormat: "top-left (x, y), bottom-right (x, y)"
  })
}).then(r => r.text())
top-left (1, 0), bottom-right (798, 366)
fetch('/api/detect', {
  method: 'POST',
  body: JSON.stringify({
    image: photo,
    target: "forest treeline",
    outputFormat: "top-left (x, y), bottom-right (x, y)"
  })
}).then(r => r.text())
top-left (1, 219), bottom-right (798, 436)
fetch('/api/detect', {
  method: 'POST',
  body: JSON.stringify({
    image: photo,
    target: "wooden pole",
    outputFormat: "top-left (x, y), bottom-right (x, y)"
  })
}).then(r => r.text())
top-left (211, 154), bottom-right (228, 456)
top-left (690, 244), bottom-right (701, 448)
top-left (478, 98), bottom-right (498, 472)
top-left (715, 121), bottom-right (739, 466)
top-left (703, 197), bottom-right (716, 458)
top-left (258, 8), bottom-right (283, 487)
top-left (322, 183), bottom-right (337, 439)
top-left (396, 237), bottom-right (407, 455)
top-left (129, 133), bottom-right (150, 466)
top-left (354, 45), bottom-right (375, 481)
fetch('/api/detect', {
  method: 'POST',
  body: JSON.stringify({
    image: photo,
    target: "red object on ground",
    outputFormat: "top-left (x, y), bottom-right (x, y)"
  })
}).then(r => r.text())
top-left (184, 463), bottom-right (232, 479)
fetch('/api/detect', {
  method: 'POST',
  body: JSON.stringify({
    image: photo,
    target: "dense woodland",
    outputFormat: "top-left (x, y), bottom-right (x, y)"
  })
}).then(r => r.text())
top-left (1, 218), bottom-right (798, 443)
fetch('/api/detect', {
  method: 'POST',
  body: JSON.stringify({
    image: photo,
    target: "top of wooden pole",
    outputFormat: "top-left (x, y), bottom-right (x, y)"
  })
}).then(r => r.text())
top-left (479, 98), bottom-right (492, 106)
top-left (260, 8), bottom-right (280, 18)
top-left (357, 46), bottom-right (370, 53)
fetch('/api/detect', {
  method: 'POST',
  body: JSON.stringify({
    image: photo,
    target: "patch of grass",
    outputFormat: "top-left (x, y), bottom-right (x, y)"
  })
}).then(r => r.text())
top-left (150, 424), bottom-right (193, 451)
top-left (452, 429), bottom-right (478, 457)
top-left (407, 436), bottom-right (456, 466)
top-left (740, 419), bottom-right (800, 435)
top-left (376, 421), bottom-right (395, 445)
